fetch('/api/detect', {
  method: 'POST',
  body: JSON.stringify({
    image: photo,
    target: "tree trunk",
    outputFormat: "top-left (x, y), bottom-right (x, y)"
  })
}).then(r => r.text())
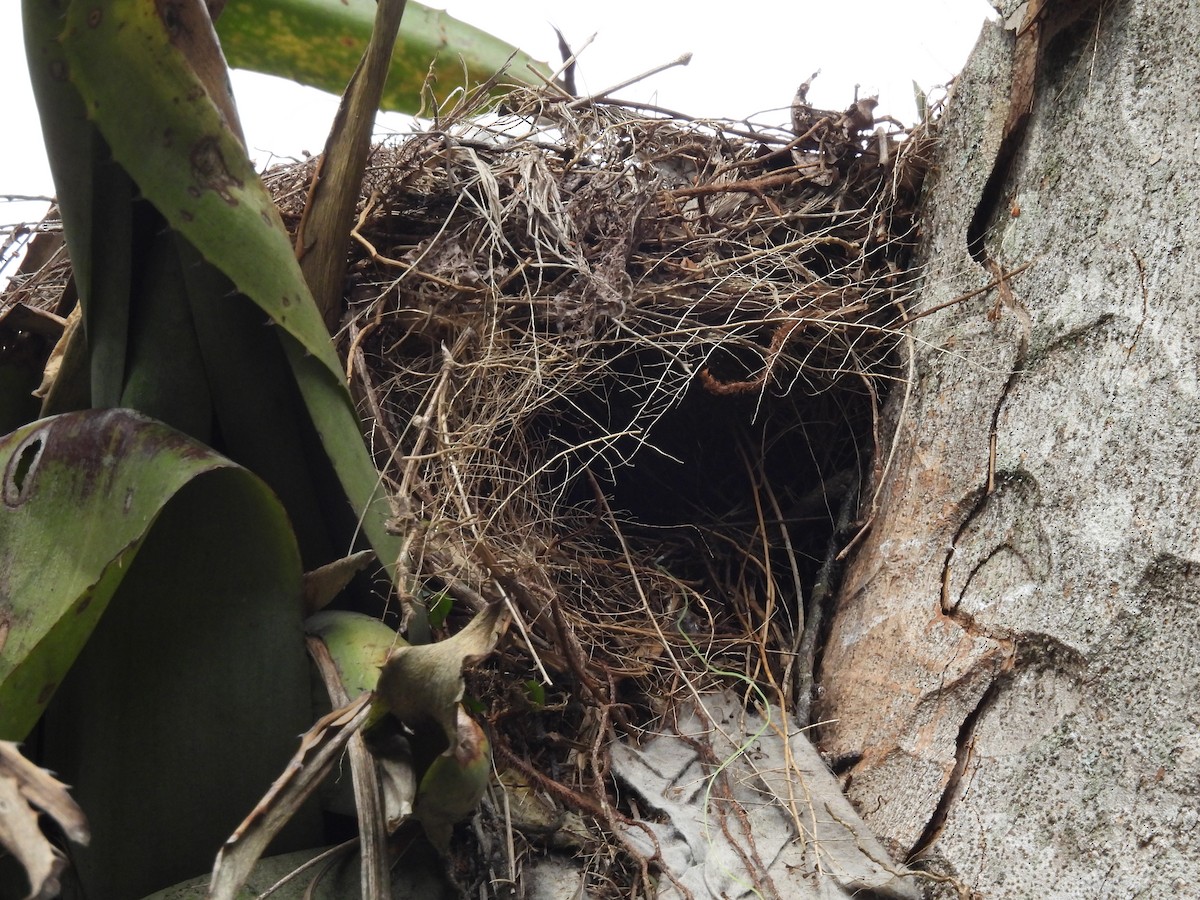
top-left (818, 0), bottom-right (1200, 894)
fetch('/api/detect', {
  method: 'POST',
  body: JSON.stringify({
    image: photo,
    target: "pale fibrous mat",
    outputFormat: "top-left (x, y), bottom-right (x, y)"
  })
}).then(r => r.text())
top-left (269, 78), bottom-right (932, 895)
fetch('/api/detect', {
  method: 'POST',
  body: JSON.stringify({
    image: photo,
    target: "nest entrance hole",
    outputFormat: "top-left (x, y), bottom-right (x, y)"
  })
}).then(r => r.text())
top-left (550, 349), bottom-right (869, 579)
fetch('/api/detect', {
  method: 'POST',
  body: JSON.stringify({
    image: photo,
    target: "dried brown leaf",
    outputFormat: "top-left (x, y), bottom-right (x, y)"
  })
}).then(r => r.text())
top-left (208, 695), bottom-right (371, 900)
top-left (0, 742), bottom-right (89, 900)
top-left (376, 604), bottom-right (503, 751)
top-left (301, 549), bottom-right (377, 615)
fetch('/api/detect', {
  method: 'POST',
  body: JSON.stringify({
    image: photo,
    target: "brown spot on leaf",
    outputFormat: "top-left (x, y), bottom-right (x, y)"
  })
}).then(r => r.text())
top-left (87, 7), bottom-right (102, 27)
top-left (37, 681), bottom-right (59, 706)
top-left (190, 137), bottom-right (242, 205)
top-left (156, 0), bottom-right (188, 40)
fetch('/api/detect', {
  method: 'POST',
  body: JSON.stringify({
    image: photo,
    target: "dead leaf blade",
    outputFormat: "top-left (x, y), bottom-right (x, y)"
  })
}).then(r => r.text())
top-left (0, 742), bottom-right (89, 900)
top-left (376, 604), bottom-right (502, 749)
top-left (208, 695), bottom-right (371, 900)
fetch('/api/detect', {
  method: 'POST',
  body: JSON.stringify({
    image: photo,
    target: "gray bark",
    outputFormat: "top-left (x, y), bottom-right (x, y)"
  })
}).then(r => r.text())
top-left (817, 0), bottom-right (1200, 895)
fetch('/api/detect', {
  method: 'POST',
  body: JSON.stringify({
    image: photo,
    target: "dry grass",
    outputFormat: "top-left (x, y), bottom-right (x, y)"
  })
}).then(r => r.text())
top-left (270, 81), bottom-right (933, 894)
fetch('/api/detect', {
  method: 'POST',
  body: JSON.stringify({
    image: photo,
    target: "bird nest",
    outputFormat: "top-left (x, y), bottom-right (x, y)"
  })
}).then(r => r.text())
top-left (267, 82), bottom-right (933, 891)
top-left (1, 74), bottom-right (933, 895)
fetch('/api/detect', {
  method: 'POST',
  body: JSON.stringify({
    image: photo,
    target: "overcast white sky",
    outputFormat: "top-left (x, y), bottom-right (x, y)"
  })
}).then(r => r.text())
top-left (1, 0), bottom-right (993, 277)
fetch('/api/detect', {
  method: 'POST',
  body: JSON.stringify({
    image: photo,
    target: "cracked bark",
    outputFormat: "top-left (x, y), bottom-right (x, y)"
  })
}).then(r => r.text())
top-left (817, 0), bottom-right (1200, 895)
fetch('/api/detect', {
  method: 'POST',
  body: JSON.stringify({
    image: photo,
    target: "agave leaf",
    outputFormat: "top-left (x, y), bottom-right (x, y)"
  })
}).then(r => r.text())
top-left (22, 0), bottom-right (134, 410)
top-left (45, 0), bottom-right (402, 572)
top-left (172, 240), bottom-right (346, 565)
top-left (0, 409), bottom-right (319, 896)
top-left (0, 410), bottom-right (286, 739)
top-left (59, 0), bottom-right (341, 377)
top-left (116, 224), bottom-right (215, 439)
top-left (216, 0), bottom-right (552, 114)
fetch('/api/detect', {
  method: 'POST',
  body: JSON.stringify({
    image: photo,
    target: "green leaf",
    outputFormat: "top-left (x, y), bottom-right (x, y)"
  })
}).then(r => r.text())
top-left (216, 0), bottom-right (552, 114)
top-left (28, 0), bottom-right (346, 555)
top-left (172, 242), bottom-right (345, 566)
top-left (306, 609), bottom-right (405, 700)
top-left (522, 678), bottom-right (546, 709)
top-left (0, 410), bottom-right (284, 739)
top-left (60, 0), bottom-right (341, 379)
top-left (22, 0), bottom-right (133, 409)
top-left (425, 590), bottom-right (453, 629)
top-left (412, 707), bottom-right (491, 852)
top-left (52, 0), bottom-right (402, 573)
top-left (1, 409), bottom-right (320, 897)
top-left (117, 226), bottom-right (215, 439)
